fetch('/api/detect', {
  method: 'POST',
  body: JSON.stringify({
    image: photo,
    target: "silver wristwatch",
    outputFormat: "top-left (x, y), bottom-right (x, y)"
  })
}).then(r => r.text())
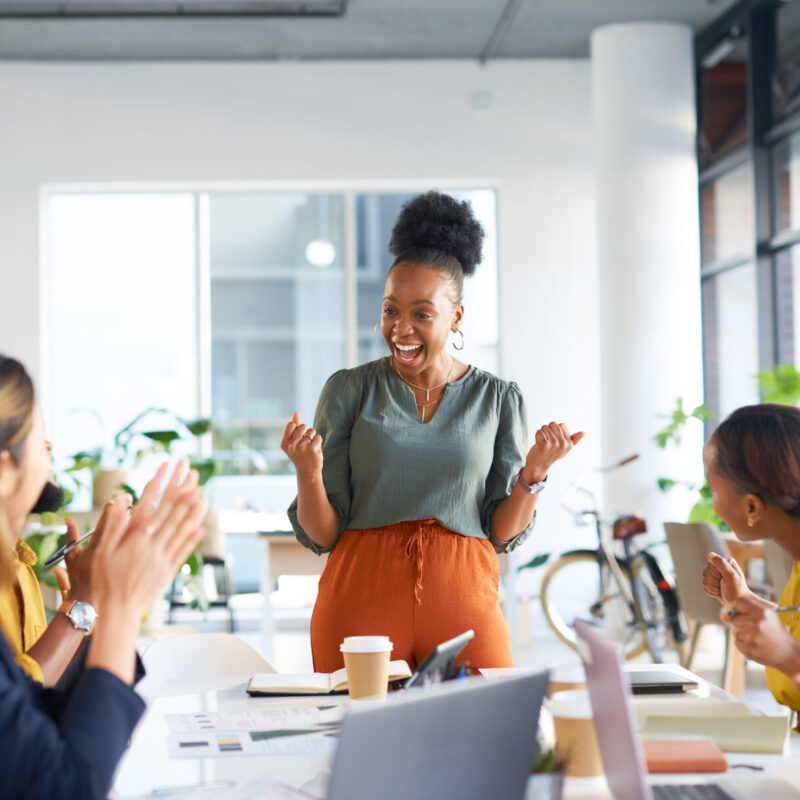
top-left (516, 470), bottom-right (547, 495)
top-left (58, 599), bottom-right (98, 635)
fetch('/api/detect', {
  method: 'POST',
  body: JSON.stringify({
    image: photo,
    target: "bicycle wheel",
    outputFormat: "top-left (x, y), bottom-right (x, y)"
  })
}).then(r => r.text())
top-left (629, 555), bottom-right (669, 663)
top-left (540, 552), bottom-right (648, 660)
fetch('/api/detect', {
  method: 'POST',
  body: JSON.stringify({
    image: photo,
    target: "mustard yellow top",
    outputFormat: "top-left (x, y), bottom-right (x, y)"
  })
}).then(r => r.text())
top-left (0, 539), bottom-right (47, 683)
top-left (766, 560), bottom-right (800, 713)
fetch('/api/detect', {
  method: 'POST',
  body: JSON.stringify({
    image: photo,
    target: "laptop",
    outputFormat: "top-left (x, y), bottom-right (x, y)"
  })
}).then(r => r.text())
top-left (327, 670), bottom-right (549, 800)
top-left (627, 669), bottom-right (698, 695)
top-left (574, 619), bottom-right (798, 800)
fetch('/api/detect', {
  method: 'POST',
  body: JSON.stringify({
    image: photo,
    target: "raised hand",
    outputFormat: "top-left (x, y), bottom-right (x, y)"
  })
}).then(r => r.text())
top-left (281, 411), bottom-right (323, 477)
top-left (85, 461), bottom-right (207, 683)
top-left (702, 551), bottom-right (752, 609)
top-left (523, 422), bottom-right (585, 482)
top-left (722, 594), bottom-right (800, 676)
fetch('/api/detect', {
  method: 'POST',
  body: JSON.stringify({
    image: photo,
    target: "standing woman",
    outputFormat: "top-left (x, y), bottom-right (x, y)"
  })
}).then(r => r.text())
top-left (702, 404), bottom-right (800, 712)
top-left (284, 191), bottom-right (583, 671)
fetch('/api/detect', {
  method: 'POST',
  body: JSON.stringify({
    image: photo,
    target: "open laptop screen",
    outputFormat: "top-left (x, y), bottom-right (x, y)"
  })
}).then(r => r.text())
top-left (574, 619), bottom-right (651, 800)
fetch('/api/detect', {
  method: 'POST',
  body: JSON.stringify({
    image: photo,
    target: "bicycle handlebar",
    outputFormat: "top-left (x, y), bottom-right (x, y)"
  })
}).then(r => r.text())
top-left (560, 453), bottom-right (640, 523)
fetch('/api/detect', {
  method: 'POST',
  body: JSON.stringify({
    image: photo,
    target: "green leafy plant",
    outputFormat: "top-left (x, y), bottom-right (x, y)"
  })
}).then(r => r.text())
top-left (653, 398), bottom-right (713, 449)
top-left (35, 407), bottom-right (220, 611)
top-left (756, 363), bottom-right (800, 405)
top-left (654, 398), bottom-right (723, 529)
top-left (68, 407), bottom-right (213, 483)
top-left (25, 531), bottom-right (67, 590)
top-left (519, 552), bottom-right (551, 571)
top-left (655, 363), bottom-right (800, 530)
top-left (534, 742), bottom-right (565, 774)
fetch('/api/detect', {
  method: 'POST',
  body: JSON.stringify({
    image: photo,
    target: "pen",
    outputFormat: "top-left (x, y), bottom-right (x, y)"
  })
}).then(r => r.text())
top-left (727, 604), bottom-right (800, 618)
top-left (43, 529), bottom-right (95, 568)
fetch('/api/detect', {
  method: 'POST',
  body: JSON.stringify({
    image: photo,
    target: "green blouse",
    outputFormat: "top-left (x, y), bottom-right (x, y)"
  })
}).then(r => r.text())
top-left (287, 358), bottom-right (535, 555)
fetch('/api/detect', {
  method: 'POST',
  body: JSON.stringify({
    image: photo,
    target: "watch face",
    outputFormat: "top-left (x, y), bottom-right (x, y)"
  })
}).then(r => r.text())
top-left (69, 602), bottom-right (98, 631)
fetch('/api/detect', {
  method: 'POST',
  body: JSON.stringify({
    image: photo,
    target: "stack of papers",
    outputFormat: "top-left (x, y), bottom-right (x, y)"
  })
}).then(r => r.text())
top-left (634, 697), bottom-right (790, 753)
top-left (164, 706), bottom-right (342, 760)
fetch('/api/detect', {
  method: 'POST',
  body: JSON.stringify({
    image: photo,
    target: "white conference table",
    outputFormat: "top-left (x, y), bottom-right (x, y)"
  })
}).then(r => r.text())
top-left (114, 663), bottom-right (800, 799)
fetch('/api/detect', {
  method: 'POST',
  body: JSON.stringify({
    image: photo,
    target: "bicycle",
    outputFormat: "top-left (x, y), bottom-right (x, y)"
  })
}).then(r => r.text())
top-left (533, 455), bottom-right (687, 662)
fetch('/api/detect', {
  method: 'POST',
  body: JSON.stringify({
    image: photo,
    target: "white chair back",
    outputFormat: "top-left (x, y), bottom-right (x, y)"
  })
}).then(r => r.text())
top-left (762, 539), bottom-right (795, 601)
top-left (138, 633), bottom-right (276, 702)
top-left (664, 521), bottom-right (731, 625)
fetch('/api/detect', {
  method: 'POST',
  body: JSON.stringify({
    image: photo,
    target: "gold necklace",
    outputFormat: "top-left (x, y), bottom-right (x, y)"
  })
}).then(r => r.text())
top-left (389, 356), bottom-right (455, 423)
top-left (415, 396), bottom-right (444, 423)
top-left (390, 356), bottom-right (455, 401)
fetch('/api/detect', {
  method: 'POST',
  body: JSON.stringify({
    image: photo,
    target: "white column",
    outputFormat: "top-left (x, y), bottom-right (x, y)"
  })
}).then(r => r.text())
top-left (592, 24), bottom-right (704, 530)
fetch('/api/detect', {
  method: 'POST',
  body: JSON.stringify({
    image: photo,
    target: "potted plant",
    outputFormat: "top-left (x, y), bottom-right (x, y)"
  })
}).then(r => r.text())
top-left (103, 407), bottom-right (219, 617)
top-left (32, 407), bottom-right (220, 618)
top-left (68, 406), bottom-right (215, 508)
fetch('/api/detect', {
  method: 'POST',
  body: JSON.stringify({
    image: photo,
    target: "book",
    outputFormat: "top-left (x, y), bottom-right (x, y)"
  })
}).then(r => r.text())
top-left (247, 660), bottom-right (412, 696)
top-left (634, 697), bottom-right (790, 753)
top-left (642, 739), bottom-right (728, 773)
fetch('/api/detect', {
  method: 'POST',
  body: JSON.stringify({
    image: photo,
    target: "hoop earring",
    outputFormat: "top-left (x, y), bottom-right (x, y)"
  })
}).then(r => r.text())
top-left (452, 330), bottom-right (465, 351)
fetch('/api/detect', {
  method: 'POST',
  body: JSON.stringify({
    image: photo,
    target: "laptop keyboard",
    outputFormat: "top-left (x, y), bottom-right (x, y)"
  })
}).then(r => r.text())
top-left (653, 785), bottom-right (735, 800)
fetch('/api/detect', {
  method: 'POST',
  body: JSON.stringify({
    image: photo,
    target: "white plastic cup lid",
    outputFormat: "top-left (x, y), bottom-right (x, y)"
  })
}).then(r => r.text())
top-left (549, 688), bottom-right (593, 719)
top-left (548, 663), bottom-right (586, 684)
top-left (340, 636), bottom-right (393, 653)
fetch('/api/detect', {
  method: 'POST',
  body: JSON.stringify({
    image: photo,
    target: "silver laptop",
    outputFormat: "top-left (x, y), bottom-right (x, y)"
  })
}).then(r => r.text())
top-left (327, 670), bottom-right (549, 800)
top-left (574, 619), bottom-right (798, 800)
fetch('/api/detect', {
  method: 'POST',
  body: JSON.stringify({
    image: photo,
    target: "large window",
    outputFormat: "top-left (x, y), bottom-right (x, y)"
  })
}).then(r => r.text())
top-left (45, 186), bottom-right (499, 498)
top-left (700, 162), bottom-right (759, 419)
top-left (697, 0), bottom-right (800, 423)
top-left (45, 193), bottom-right (199, 485)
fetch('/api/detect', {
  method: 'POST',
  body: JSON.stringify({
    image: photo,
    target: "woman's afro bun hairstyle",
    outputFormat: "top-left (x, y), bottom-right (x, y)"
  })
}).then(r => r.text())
top-left (388, 191), bottom-right (485, 277)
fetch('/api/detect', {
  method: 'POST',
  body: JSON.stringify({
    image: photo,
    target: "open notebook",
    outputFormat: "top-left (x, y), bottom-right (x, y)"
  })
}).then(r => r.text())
top-left (248, 661), bottom-right (412, 696)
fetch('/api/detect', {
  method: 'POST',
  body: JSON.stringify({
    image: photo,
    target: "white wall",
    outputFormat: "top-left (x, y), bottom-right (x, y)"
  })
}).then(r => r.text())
top-left (0, 59), bottom-right (601, 556)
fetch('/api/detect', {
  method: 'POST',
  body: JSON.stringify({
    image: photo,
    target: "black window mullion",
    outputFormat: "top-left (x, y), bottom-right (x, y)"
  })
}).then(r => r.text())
top-left (749, 2), bottom-right (779, 371)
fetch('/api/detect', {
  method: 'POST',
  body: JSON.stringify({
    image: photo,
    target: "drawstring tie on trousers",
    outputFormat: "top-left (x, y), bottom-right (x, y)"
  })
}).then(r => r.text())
top-left (404, 519), bottom-right (436, 604)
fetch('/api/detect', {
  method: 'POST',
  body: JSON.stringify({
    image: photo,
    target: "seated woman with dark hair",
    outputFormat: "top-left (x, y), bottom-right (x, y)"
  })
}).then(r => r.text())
top-left (702, 403), bottom-right (800, 712)
top-left (0, 355), bottom-right (207, 799)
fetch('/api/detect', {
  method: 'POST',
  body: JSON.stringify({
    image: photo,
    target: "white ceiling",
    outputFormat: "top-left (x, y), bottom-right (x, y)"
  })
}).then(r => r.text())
top-left (0, 0), bottom-right (740, 60)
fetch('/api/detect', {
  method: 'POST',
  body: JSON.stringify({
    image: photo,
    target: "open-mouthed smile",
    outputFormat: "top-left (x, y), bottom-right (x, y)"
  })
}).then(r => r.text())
top-left (393, 342), bottom-right (424, 365)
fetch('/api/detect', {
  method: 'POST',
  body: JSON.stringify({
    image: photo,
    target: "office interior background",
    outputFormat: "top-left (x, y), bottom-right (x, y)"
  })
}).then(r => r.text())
top-left (1, 0), bottom-right (799, 653)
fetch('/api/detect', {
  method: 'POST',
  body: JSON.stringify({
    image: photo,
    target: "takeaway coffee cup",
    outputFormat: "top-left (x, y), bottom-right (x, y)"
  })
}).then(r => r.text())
top-left (547, 662), bottom-right (586, 698)
top-left (340, 636), bottom-right (393, 700)
top-left (550, 689), bottom-right (604, 779)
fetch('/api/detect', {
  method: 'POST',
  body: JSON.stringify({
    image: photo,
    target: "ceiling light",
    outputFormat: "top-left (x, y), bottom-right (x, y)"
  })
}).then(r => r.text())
top-left (701, 26), bottom-right (743, 70)
top-left (305, 240), bottom-right (336, 268)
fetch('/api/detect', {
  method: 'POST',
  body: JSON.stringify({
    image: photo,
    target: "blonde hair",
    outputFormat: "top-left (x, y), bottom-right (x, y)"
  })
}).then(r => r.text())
top-left (0, 356), bottom-right (36, 584)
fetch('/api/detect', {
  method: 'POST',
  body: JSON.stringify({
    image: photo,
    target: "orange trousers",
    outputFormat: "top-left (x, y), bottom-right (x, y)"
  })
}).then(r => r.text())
top-left (310, 520), bottom-right (514, 672)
